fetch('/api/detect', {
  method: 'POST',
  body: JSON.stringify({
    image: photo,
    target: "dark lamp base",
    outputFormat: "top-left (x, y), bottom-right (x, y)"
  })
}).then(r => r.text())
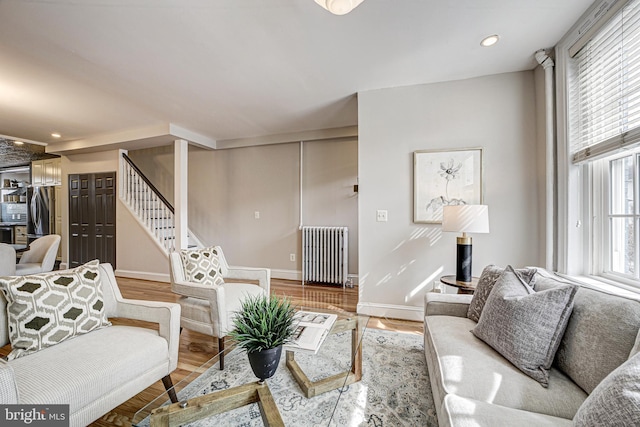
top-left (456, 242), bottom-right (472, 283)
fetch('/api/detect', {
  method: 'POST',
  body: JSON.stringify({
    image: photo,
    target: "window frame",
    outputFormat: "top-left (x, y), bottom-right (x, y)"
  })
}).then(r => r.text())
top-left (594, 151), bottom-right (640, 287)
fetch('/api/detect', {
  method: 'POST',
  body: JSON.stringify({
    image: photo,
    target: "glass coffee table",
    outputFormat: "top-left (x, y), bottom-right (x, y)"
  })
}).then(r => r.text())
top-left (132, 308), bottom-right (369, 427)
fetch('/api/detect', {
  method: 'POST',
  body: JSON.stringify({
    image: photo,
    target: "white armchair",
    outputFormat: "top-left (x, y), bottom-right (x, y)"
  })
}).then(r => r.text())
top-left (0, 244), bottom-right (16, 276)
top-left (16, 234), bottom-right (61, 276)
top-left (168, 246), bottom-right (270, 369)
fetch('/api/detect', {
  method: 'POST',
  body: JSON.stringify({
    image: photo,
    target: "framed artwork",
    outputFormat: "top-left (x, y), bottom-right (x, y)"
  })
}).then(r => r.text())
top-left (413, 147), bottom-right (483, 223)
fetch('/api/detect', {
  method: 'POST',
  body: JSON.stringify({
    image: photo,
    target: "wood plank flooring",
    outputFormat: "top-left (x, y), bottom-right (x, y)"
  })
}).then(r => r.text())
top-left (1, 276), bottom-right (423, 427)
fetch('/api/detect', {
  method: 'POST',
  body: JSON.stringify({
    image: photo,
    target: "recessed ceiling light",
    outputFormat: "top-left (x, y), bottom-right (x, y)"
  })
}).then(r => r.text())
top-left (51, 133), bottom-right (61, 138)
top-left (480, 35), bottom-right (500, 47)
top-left (13, 141), bottom-right (24, 145)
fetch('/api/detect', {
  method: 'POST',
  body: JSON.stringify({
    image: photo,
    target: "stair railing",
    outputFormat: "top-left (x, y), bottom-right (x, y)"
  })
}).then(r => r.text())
top-left (120, 153), bottom-right (176, 254)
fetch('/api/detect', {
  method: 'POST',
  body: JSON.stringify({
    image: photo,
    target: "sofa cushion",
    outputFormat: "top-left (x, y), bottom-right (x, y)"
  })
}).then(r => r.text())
top-left (472, 266), bottom-right (577, 387)
top-left (467, 265), bottom-right (537, 322)
top-left (534, 271), bottom-right (640, 394)
top-left (440, 394), bottom-right (573, 427)
top-left (0, 260), bottom-right (111, 360)
top-left (180, 247), bottom-right (225, 286)
top-left (424, 315), bottom-right (587, 419)
top-left (8, 325), bottom-right (169, 415)
top-left (573, 352), bottom-right (640, 426)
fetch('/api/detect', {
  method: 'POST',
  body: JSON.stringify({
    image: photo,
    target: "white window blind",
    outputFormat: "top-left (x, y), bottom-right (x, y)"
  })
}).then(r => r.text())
top-left (571, 0), bottom-right (640, 164)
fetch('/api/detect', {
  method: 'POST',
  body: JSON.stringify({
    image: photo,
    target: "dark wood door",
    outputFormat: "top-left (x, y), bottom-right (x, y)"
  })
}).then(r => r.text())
top-left (69, 172), bottom-right (116, 268)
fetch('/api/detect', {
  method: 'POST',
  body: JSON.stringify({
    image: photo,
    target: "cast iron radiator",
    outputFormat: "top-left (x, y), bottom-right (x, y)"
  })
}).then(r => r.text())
top-left (302, 226), bottom-right (349, 287)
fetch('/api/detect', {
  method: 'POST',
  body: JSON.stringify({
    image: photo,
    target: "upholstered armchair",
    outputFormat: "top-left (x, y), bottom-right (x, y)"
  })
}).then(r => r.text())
top-left (16, 234), bottom-right (61, 276)
top-left (168, 246), bottom-right (270, 369)
top-left (0, 243), bottom-right (16, 276)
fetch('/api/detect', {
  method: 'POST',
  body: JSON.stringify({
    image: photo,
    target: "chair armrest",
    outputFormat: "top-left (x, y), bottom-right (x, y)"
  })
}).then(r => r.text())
top-left (0, 361), bottom-right (18, 403)
top-left (225, 266), bottom-right (270, 293)
top-left (425, 293), bottom-right (473, 318)
top-left (172, 279), bottom-right (221, 300)
top-left (113, 299), bottom-right (181, 372)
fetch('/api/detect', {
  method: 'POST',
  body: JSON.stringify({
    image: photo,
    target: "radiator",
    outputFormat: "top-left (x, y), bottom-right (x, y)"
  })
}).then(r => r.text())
top-left (302, 226), bottom-right (349, 287)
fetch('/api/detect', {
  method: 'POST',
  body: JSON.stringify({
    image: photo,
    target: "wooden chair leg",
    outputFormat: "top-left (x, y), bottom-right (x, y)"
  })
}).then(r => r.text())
top-left (162, 375), bottom-right (178, 403)
top-left (218, 337), bottom-right (225, 370)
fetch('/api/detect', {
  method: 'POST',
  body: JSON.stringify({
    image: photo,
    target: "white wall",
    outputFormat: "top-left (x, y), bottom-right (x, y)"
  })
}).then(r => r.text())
top-left (357, 71), bottom-right (541, 321)
top-left (129, 139), bottom-right (358, 279)
top-left (60, 150), bottom-right (168, 279)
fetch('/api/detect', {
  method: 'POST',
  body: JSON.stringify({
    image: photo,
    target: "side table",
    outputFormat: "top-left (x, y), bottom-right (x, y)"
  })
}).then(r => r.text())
top-left (440, 275), bottom-right (479, 294)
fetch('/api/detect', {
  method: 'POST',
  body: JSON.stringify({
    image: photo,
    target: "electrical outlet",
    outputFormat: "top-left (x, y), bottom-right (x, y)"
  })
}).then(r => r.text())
top-left (376, 210), bottom-right (388, 222)
top-left (254, 211), bottom-right (260, 219)
top-left (290, 253), bottom-right (295, 262)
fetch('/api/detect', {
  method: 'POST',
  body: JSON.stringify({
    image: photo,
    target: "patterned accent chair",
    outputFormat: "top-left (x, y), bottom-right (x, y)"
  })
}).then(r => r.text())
top-left (168, 246), bottom-right (270, 369)
top-left (0, 243), bottom-right (16, 276)
top-left (15, 234), bottom-right (61, 276)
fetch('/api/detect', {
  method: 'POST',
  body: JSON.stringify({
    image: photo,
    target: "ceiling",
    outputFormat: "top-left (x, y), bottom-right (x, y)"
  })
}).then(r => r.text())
top-left (0, 0), bottom-right (594, 152)
top-left (0, 138), bottom-right (57, 169)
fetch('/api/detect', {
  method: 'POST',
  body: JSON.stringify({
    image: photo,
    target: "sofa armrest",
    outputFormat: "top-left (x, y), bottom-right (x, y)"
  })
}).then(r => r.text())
top-left (425, 293), bottom-right (473, 318)
top-left (114, 299), bottom-right (181, 372)
top-left (0, 361), bottom-right (18, 403)
top-left (225, 266), bottom-right (270, 293)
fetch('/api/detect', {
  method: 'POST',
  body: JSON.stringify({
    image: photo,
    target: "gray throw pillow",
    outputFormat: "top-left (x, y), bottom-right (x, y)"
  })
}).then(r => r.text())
top-left (467, 265), bottom-right (537, 322)
top-left (573, 352), bottom-right (640, 426)
top-left (472, 265), bottom-right (577, 387)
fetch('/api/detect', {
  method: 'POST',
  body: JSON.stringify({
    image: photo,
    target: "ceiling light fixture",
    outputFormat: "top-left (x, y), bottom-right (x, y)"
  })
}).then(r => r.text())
top-left (480, 35), bottom-right (500, 47)
top-left (51, 133), bottom-right (61, 138)
top-left (314, 0), bottom-right (364, 15)
top-left (13, 141), bottom-right (24, 146)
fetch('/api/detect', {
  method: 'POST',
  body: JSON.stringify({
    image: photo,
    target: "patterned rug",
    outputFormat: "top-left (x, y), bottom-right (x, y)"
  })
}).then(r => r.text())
top-left (148, 328), bottom-right (438, 427)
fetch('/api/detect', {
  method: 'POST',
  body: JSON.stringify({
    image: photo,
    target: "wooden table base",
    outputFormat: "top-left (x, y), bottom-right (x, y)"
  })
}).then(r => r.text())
top-left (285, 317), bottom-right (363, 398)
top-left (149, 381), bottom-right (284, 427)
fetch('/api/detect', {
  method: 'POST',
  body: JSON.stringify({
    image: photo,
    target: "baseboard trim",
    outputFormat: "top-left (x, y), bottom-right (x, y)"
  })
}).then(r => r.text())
top-left (115, 269), bottom-right (170, 283)
top-left (271, 269), bottom-right (301, 281)
top-left (271, 270), bottom-right (359, 286)
top-left (357, 302), bottom-right (423, 322)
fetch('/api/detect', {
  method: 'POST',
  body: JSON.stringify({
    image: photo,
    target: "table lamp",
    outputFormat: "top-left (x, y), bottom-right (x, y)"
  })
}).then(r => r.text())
top-left (442, 205), bottom-right (490, 283)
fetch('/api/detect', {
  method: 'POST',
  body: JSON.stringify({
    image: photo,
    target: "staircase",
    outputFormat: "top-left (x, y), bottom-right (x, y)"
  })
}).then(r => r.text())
top-left (120, 153), bottom-right (201, 254)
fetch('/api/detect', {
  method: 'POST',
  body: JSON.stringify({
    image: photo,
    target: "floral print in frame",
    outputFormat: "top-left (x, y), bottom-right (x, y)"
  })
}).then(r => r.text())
top-left (413, 147), bottom-right (483, 223)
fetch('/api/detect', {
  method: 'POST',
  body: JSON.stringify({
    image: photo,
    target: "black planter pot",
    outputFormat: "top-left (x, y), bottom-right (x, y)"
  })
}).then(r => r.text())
top-left (247, 345), bottom-right (283, 382)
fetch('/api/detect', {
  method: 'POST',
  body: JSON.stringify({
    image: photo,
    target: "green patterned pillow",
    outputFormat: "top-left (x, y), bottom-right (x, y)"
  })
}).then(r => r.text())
top-left (179, 247), bottom-right (225, 286)
top-left (0, 260), bottom-right (111, 360)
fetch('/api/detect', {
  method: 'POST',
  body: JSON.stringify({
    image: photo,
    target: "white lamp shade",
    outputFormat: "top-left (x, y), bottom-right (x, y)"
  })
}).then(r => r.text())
top-left (314, 0), bottom-right (365, 15)
top-left (442, 205), bottom-right (490, 234)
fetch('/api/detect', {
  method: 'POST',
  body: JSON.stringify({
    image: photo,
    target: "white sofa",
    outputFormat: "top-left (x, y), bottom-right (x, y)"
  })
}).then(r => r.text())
top-left (0, 263), bottom-right (181, 427)
top-left (424, 270), bottom-right (640, 426)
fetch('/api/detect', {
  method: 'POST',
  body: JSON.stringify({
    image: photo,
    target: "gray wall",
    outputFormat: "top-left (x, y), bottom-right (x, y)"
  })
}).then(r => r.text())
top-left (129, 139), bottom-right (358, 278)
top-left (59, 149), bottom-right (169, 280)
top-left (357, 71), bottom-right (541, 320)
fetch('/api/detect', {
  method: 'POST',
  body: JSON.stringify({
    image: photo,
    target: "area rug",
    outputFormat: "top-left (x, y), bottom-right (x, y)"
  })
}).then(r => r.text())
top-left (149, 328), bottom-right (438, 427)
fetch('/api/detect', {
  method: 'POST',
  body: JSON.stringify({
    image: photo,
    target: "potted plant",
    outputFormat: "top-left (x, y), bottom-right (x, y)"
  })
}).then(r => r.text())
top-left (229, 294), bottom-right (297, 382)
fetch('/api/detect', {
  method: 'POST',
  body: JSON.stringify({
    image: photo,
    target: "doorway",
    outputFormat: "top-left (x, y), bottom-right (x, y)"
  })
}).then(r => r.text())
top-left (68, 172), bottom-right (116, 267)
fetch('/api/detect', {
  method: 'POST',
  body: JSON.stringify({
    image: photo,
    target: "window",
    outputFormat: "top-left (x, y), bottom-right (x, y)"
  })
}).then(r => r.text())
top-left (597, 152), bottom-right (640, 282)
top-left (568, 0), bottom-right (640, 287)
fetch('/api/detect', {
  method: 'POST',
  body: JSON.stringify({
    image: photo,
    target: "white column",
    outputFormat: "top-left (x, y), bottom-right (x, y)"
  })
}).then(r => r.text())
top-left (175, 139), bottom-right (188, 250)
top-left (535, 49), bottom-right (556, 271)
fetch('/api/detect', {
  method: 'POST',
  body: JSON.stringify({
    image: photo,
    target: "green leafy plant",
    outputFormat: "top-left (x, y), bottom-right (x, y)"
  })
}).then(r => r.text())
top-left (228, 294), bottom-right (297, 354)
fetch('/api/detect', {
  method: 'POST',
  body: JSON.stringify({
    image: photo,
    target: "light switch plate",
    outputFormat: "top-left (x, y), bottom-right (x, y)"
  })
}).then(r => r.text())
top-left (376, 210), bottom-right (388, 222)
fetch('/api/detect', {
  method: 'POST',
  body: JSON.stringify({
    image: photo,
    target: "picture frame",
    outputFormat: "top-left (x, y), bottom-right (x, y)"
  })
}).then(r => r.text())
top-left (413, 147), bottom-right (483, 224)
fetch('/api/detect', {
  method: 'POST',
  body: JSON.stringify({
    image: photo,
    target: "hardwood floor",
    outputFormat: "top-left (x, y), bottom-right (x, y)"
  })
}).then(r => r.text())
top-left (2, 276), bottom-right (423, 426)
